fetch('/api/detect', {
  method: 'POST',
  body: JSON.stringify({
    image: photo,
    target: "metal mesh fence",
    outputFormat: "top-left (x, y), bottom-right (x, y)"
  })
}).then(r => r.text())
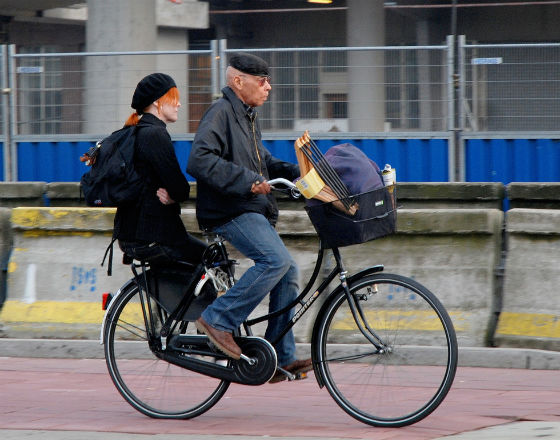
top-left (8, 45), bottom-right (451, 136)
top-left (12, 50), bottom-right (214, 136)
top-left (462, 42), bottom-right (560, 132)
top-left (0, 47), bottom-right (4, 137)
top-left (4, 40), bottom-right (560, 137)
top-left (231, 46), bottom-right (449, 133)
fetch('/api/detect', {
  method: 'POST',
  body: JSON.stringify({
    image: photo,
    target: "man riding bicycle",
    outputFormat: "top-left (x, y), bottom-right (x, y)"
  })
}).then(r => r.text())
top-left (187, 53), bottom-right (312, 383)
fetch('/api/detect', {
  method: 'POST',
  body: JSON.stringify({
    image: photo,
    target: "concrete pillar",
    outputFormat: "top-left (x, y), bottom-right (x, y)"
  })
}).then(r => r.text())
top-left (346, 0), bottom-right (385, 132)
top-left (156, 28), bottom-right (189, 135)
top-left (85, 0), bottom-right (157, 134)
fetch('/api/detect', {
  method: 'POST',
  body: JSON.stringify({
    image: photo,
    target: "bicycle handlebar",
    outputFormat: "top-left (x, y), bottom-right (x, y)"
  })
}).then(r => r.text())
top-left (267, 178), bottom-right (301, 199)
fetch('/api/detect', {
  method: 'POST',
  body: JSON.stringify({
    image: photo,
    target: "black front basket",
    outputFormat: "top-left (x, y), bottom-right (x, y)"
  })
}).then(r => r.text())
top-left (305, 185), bottom-right (397, 249)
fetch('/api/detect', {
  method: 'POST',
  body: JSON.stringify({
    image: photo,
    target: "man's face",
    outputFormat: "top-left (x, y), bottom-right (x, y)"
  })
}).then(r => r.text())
top-left (237, 73), bottom-right (271, 107)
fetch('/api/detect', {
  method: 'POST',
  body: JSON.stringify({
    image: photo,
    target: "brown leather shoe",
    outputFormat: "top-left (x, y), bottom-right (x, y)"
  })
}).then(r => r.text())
top-left (195, 317), bottom-right (242, 360)
top-left (269, 358), bottom-right (313, 384)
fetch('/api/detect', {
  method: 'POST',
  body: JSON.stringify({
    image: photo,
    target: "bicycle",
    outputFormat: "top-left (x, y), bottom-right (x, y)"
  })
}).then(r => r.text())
top-left (100, 179), bottom-right (458, 428)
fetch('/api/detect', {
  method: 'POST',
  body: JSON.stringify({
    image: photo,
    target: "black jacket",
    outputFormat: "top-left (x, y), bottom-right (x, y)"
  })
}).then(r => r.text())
top-left (113, 113), bottom-right (191, 246)
top-left (187, 86), bottom-right (299, 229)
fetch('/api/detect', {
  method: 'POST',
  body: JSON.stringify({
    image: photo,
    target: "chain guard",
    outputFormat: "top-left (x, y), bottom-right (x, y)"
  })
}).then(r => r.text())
top-left (233, 337), bottom-right (277, 385)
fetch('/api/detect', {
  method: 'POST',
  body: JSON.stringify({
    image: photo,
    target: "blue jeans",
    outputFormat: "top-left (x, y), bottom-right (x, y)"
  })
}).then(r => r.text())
top-left (201, 212), bottom-right (299, 366)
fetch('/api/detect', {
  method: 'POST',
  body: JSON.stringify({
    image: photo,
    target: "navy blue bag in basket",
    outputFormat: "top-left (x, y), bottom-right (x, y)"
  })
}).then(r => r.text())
top-left (305, 143), bottom-right (396, 248)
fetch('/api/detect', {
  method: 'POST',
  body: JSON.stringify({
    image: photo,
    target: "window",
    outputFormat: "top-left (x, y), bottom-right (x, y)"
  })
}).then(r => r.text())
top-left (324, 93), bottom-right (347, 119)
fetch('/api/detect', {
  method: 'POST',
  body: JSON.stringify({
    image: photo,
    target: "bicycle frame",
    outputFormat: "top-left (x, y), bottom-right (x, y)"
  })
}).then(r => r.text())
top-left (243, 242), bottom-right (385, 350)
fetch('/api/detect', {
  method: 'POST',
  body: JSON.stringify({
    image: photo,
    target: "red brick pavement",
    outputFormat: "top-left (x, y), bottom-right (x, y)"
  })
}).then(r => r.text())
top-left (0, 357), bottom-right (559, 439)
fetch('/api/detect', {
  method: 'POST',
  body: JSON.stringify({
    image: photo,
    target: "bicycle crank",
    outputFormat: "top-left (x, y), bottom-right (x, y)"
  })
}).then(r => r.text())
top-left (163, 334), bottom-right (277, 385)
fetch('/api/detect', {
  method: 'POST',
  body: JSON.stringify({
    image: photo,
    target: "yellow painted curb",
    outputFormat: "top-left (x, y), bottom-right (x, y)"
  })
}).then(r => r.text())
top-left (11, 207), bottom-right (115, 231)
top-left (496, 312), bottom-right (560, 338)
top-left (0, 300), bottom-right (105, 324)
top-left (332, 309), bottom-right (468, 332)
top-left (4, 301), bottom-right (556, 340)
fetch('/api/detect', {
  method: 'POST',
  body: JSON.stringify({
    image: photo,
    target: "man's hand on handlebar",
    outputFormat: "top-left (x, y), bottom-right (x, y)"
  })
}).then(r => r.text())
top-left (251, 180), bottom-right (271, 195)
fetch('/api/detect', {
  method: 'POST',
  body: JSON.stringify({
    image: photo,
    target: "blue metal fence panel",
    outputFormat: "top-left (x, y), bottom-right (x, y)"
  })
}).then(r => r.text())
top-left (465, 138), bottom-right (560, 183)
top-left (11, 137), bottom-right (560, 189)
top-left (19, 141), bottom-right (95, 181)
top-left (13, 137), bottom-right (450, 183)
top-left (174, 140), bottom-right (193, 180)
top-left (264, 137), bottom-right (449, 183)
top-left (262, 139), bottom-right (297, 164)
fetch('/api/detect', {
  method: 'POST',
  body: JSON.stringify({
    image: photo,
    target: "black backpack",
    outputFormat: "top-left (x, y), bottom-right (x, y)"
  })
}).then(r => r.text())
top-left (80, 125), bottom-right (144, 207)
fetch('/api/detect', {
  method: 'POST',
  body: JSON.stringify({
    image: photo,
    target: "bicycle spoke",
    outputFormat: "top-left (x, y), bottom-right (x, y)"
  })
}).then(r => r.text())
top-left (320, 351), bottom-right (381, 363)
top-left (114, 319), bottom-right (148, 340)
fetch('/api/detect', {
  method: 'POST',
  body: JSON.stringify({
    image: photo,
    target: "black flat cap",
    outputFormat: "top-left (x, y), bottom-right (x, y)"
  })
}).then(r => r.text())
top-left (131, 72), bottom-right (177, 113)
top-left (229, 53), bottom-right (270, 77)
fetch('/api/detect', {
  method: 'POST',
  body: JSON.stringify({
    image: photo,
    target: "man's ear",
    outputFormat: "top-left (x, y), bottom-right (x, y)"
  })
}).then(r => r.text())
top-left (232, 75), bottom-right (243, 91)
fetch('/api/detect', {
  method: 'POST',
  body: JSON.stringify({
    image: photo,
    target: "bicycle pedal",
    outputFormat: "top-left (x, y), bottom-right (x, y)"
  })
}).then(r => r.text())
top-left (287, 371), bottom-right (308, 381)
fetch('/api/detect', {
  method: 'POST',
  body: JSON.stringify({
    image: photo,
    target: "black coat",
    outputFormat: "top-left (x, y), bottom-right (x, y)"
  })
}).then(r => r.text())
top-left (187, 86), bottom-right (299, 229)
top-left (113, 113), bottom-right (191, 246)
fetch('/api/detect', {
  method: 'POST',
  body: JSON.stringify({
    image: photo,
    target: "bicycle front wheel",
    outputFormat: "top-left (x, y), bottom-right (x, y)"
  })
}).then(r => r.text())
top-left (104, 282), bottom-right (230, 419)
top-left (314, 272), bottom-right (458, 427)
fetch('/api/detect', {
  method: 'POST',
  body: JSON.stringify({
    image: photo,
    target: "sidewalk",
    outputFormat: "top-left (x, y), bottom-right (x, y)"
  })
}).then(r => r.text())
top-left (0, 342), bottom-right (559, 439)
top-left (2, 423), bottom-right (560, 440)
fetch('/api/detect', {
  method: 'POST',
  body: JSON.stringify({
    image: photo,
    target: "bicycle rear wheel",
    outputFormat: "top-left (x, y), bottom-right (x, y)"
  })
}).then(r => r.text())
top-left (314, 272), bottom-right (457, 427)
top-left (104, 282), bottom-right (230, 419)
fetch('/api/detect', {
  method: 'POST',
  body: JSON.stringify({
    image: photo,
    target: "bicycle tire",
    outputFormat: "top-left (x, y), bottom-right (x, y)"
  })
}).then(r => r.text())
top-left (313, 272), bottom-right (458, 427)
top-left (104, 282), bottom-right (230, 419)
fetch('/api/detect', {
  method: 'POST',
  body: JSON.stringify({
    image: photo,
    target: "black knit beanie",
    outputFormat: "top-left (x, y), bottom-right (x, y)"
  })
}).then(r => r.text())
top-left (131, 73), bottom-right (177, 114)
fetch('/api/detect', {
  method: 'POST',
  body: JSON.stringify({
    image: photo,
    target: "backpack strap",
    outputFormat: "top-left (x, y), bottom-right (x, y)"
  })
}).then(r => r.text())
top-left (101, 237), bottom-right (117, 276)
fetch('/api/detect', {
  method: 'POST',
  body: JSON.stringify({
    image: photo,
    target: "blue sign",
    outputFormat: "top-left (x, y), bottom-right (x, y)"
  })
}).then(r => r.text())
top-left (471, 57), bottom-right (503, 65)
top-left (17, 66), bottom-right (44, 74)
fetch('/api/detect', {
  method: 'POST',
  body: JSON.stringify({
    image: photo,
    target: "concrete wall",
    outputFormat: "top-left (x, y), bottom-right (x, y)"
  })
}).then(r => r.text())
top-left (0, 182), bottom-right (559, 353)
top-left (0, 208), bottom-right (12, 321)
top-left (0, 182), bottom-right (507, 209)
top-left (1, 206), bottom-right (502, 349)
top-left (508, 183), bottom-right (560, 210)
top-left (495, 209), bottom-right (560, 352)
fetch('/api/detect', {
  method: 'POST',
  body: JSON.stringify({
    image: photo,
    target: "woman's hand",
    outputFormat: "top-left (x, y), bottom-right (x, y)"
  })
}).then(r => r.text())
top-left (157, 188), bottom-right (175, 205)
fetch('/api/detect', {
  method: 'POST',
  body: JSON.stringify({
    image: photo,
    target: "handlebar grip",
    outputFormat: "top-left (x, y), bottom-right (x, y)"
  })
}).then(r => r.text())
top-left (267, 178), bottom-right (301, 199)
top-left (267, 178), bottom-right (296, 188)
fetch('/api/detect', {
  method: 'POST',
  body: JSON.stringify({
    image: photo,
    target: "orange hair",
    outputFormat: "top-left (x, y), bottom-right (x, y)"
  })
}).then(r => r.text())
top-left (125, 86), bottom-right (180, 126)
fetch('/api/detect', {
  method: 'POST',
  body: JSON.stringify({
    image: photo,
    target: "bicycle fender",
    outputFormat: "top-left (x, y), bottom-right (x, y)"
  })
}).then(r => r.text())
top-left (99, 278), bottom-right (138, 345)
top-left (310, 264), bottom-right (384, 388)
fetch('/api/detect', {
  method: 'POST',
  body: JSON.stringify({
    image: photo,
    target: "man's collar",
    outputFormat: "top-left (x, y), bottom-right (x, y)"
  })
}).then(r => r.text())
top-left (223, 86), bottom-right (256, 121)
top-left (244, 104), bottom-right (256, 121)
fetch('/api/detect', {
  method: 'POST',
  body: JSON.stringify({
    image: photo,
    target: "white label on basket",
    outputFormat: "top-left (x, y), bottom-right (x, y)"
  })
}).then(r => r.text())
top-left (375, 200), bottom-right (384, 207)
